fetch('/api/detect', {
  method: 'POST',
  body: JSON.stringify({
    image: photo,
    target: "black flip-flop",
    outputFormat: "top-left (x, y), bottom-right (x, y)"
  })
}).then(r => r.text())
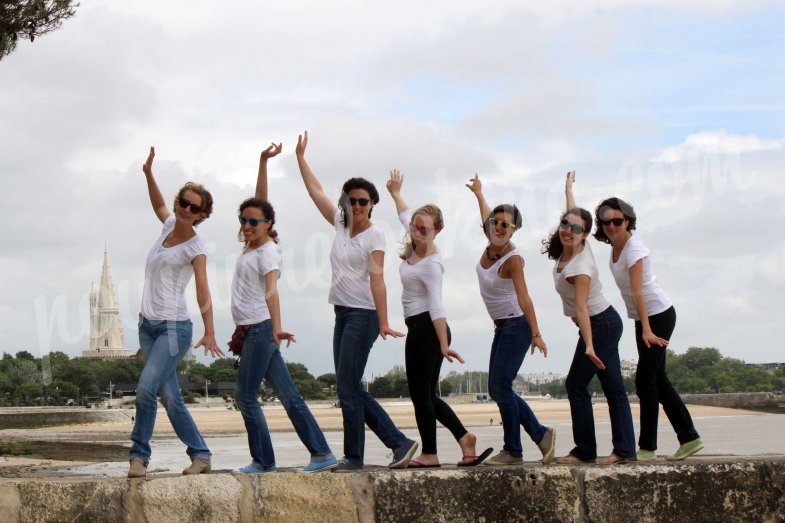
top-left (457, 447), bottom-right (493, 467)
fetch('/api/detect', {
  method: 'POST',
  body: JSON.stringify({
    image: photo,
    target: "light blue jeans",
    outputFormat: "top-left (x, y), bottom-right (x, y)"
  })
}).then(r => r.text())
top-left (333, 305), bottom-right (407, 466)
top-left (235, 319), bottom-right (332, 469)
top-left (130, 315), bottom-right (211, 464)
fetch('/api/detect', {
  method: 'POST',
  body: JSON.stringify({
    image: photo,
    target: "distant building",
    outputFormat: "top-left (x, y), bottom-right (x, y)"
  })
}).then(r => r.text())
top-left (523, 372), bottom-right (564, 386)
top-left (621, 359), bottom-right (638, 378)
top-left (81, 248), bottom-right (136, 360)
top-left (746, 362), bottom-right (784, 373)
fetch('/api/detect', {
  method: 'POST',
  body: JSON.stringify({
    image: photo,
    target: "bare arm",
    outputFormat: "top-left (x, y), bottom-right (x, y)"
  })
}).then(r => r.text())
top-left (466, 174), bottom-right (492, 222)
top-left (295, 131), bottom-right (338, 224)
top-left (142, 146), bottom-right (171, 223)
top-left (565, 170), bottom-right (576, 211)
top-left (264, 270), bottom-right (296, 347)
top-left (255, 142), bottom-right (282, 201)
top-left (432, 317), bottom-right (464, 364)
top-left (506, 257), bottom-right (547, 357)
top-left (571, 274), bottom-right (605, 370)
top-left (385, 169), bottom-right (410, 216)
top-left (628, 260), bottom-right (668, 348)
top-left (192, 254), bottom-right (223, 358)
top-left (369, 250), bottom-right (405, 340)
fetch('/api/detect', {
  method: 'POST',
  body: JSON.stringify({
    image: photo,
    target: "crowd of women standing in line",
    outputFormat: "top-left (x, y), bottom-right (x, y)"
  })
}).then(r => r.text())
top-left (126, 133), bottom-right (704, 478)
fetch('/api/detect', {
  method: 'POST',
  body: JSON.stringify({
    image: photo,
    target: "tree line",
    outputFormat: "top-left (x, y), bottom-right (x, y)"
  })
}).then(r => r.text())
top-left (0, 346), bottom-right (782, 407)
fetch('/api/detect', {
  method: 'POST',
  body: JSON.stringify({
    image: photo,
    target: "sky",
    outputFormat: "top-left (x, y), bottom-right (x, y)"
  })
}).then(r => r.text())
top-left (1, 0), bottom-right (783, 384)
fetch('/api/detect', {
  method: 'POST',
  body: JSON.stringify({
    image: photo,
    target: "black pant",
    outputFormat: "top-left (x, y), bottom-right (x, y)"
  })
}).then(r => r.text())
top-left (405, 312), bottom-right (467, 454)
top-left (635, 306), bottom-right (700, 450)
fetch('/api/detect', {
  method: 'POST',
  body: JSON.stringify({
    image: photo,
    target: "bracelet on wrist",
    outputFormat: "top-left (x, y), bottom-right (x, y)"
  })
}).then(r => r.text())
top-left (532, 333), bottom-right (541, 338)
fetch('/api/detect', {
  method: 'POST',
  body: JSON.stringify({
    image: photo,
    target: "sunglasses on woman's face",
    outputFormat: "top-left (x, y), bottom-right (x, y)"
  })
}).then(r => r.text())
top-left (489, 217), bottom-right (517, 230)
top-left (348, 197), bottom-right (371, 207)
top-left (600, 217), bottom-right (625, 227)
top-left (178, 197), bottom-right (202, 214)
top-left (238, 215), bottom-right (270, 227)
top-left (409, 223), bottom-right (434, 236)
top-left (560, 219), bottom-right (585, 234)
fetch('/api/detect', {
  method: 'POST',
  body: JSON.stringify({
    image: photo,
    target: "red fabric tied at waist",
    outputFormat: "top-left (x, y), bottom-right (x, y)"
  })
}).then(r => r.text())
top-left (227, 325), bottom-right (250, 356)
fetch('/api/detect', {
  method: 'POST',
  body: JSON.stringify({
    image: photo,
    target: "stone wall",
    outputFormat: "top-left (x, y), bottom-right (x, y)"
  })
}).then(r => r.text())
top-left (682, 392), bottom-right (782, 412)
top-left (0, 457), bottom-right (783, 522)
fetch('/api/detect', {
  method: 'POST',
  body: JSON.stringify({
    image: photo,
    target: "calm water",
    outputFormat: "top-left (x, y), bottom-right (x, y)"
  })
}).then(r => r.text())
top-left (62, 411), bottom-right (785, 477)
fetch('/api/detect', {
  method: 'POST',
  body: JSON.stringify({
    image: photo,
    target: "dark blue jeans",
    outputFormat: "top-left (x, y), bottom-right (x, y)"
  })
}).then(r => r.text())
top-left (235, 320), bottom-right (332, 469)
top-left (488, 316), bottom-right (547, 458)
top-left (635, 306), bottom-right (699, 450)
top-left (130, 316), bottom-right (211, 464)
top-left (565, 306), bottom-right (636, 460)
top-left (333, 305), bottom-right (407, 465)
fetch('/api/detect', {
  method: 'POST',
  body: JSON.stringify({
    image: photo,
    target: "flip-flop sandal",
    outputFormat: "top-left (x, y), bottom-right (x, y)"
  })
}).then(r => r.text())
top-left (408, 459), bottom-right (441, 468)
top-left (457, 447), bottom-right (493, 467)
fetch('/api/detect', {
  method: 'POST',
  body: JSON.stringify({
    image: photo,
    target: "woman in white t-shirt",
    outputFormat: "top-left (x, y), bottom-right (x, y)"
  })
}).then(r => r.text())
top-left (231, 143), bottom-right (338, 473)
top-left (465, 175), bottom-right (555, 467)
top-left (542, 171), bottom-right (636, 465)
top-left (386, 170), bottom-right (491, 468)
top-left (128, 147), bottom-right (224, 479)
top-left (594, 196), bottom-right (703, 461)
top-left (295, 131), bottom-right (416, 471)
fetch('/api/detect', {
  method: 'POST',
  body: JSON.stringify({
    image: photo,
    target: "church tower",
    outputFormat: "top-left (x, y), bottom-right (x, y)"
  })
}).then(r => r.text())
top-left (82, 248), bottom-right (135, 359)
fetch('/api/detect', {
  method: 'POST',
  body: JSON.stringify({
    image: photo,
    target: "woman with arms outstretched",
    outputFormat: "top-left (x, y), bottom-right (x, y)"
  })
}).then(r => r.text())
top-left (542, 171), bottom-right (635, 465)
top-left (128, 147), bottom-right (223, 478)
top-left (387, 170), bottom-right (491, 468)
top-left (232, 142), bottom-right (338, 473)
top-left (466, 174), bottom-right (555, 466)
top-left (295, 131), bottom-right (416, 471)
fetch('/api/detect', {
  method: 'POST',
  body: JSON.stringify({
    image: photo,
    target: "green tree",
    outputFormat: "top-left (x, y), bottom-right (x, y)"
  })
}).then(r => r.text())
top-left (0, 0), bottom-right (78, 60)
top-left (205, 358), bottom-right (238, 382)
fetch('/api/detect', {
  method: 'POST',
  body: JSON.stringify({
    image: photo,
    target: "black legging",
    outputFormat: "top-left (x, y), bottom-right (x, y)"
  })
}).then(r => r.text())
top-left (635, 306), bottom-right (700, 450)
top-left (404, 312), bottom-right (467, 454)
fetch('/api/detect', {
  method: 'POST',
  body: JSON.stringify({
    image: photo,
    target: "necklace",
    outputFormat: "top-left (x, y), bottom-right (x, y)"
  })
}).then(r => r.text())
top-left (485, 242), bottom-right (511, 261)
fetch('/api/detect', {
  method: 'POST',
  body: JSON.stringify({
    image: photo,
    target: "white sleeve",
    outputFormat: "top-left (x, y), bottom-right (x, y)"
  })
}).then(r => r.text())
top-left (368, 225), bottom-right (386, 253)
top-left (398, 209), bottom-right (414, 230)
top-left (422, 258), bottom-right (446, 320)
top-left (258, 245), bottom-right (281, 278)
top-left (623, 236), bottom-right (650, 269)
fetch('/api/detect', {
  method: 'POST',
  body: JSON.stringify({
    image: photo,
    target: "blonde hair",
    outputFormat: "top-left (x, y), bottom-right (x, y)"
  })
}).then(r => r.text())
top-left (399, 204), bottom-right (444, 260)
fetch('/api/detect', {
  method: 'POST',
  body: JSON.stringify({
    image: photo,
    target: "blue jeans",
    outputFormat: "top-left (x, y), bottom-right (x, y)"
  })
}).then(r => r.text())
top-left (130, 316), bottom-right (211, 464)
top-left (564, 306), bottom-right (636, 460)
top-left (488, 316), bottom-right (547, 458)
top-left (333, 305), bottom-right (407, 465)
top-left (235, 320), bottom-right (332, 468)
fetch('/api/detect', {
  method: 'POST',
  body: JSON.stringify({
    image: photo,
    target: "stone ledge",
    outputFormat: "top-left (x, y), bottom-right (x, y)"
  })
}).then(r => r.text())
top-left (0, 457), bottom-right (782, 522)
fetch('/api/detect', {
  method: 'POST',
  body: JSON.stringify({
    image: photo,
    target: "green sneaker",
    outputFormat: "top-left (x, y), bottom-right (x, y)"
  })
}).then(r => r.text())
top-left (637, 450), bottom-right (656, 461)
top-left (670, 438), bottom-right (704, 461)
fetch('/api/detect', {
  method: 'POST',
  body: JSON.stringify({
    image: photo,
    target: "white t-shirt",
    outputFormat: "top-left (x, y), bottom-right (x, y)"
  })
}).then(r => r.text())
top-left (231, 241), bottom-right (281, 325)
top-left (397, 210), bottom-right (446, 320)
top-left (608, 234), bottom-right (672, 320)
top-left (140, 216), bottom-right (207, 321)
top-left (476, 247), bottom-right (525, 321)
top-left (553, 242), bottom-right (610, 318)
top-left (328, 209), bottom-right (386, 310)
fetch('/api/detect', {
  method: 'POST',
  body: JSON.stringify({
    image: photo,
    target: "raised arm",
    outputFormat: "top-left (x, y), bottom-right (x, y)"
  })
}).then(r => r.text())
top-left (142, 146), bottom-right (171, 223)
top-left (295, 131), bottom-right (338, 225)
top-left (565, 170), bottom-right (576, 211)
top-left (385, 169), bottom-right (410, 216)
top-left (255, 142), bottom-right (282, 201)
top-left (466, 174), bottom-right (492, 222)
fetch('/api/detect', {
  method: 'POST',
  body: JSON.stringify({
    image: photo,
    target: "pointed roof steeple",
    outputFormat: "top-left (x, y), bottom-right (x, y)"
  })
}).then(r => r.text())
top-left (97, 246), bottom-right (118, 310)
